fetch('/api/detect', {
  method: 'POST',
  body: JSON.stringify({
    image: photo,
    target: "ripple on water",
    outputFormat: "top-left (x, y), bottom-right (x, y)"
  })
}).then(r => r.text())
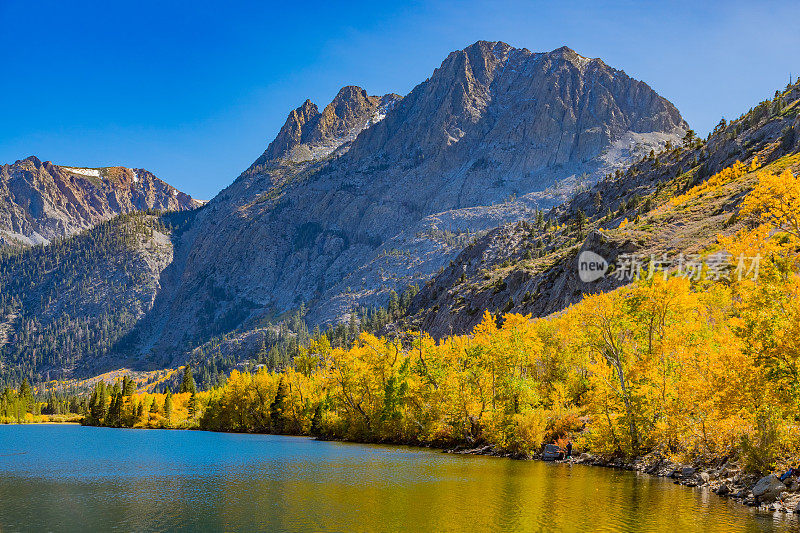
top-left (0, 425), bottom-right (796, 532)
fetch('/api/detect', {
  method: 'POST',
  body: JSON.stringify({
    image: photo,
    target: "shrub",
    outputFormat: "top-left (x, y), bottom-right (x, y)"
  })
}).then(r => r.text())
top-left (739, 408), bottom-right (784, 475)
top-left (545, 411), bottom-right (584, 443)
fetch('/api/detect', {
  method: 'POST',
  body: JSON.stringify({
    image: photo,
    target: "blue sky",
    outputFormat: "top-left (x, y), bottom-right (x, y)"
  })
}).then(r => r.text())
top-left (1, 0), bottom-right (799, 200)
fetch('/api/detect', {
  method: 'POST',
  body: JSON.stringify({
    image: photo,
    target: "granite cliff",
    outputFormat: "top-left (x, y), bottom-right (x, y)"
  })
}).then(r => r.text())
top-left (129, 41), bottom-right (685, 363)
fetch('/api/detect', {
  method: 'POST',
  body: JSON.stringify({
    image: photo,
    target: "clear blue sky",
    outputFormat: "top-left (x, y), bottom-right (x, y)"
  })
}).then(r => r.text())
top-left (1, 0), bottom-right (799, 200)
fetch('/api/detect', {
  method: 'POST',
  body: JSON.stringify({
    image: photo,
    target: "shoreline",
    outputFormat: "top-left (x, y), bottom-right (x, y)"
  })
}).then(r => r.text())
top-left (448, 444), bottom-right (800, 516)
top-left (1, 421), bottom-right (81, 425)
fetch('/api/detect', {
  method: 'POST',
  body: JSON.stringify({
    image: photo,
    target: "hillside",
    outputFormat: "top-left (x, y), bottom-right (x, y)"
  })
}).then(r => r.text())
top-left (407, 79), bottom-right (800, 338)
top-left (0, 156), bottom-right (202, 247)
top-left (0, 211), bottom-right (193, 383)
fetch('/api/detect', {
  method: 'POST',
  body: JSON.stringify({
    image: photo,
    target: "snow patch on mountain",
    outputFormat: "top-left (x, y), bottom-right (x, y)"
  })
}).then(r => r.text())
top-left (64, 167), bottom-right (101, 178)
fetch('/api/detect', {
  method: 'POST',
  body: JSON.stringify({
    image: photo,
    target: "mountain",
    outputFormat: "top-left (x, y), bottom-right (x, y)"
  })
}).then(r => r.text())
top-left (0, 156), bottom-right (202, 247)
top-left (127, 41), bottom-right (685, 360)
top-left (1, 40), bottom-right (689, 379)
top-left (406, 79), bottom-right (800, 339)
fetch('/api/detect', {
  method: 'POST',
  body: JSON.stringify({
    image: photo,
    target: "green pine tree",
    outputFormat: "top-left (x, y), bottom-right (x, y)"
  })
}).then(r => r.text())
top-left (310, 403), bottom-right (323, 437)
top-left (164, 390), bottom-right (173, 422)
top-left (180, 366), bottom-right (196, 394)
top-left (188, 391), bottom-right (197, 420)
top-left (122, 376), bottom-right (136, 397)
top-left (149, 396), bottom-right (160, 415)
top-left (19, 379), bottom-right (33, 413)
top-left (270, 378), bottom-right (288, 433)
top-left (98, 382), bottom-right (109, 421)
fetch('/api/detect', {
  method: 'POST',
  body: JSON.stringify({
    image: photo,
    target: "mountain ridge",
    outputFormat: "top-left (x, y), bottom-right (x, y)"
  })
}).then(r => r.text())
top-left (0, 156), bottom-right (202, 247)
top-left (253, 86), bottom-right (403, 165)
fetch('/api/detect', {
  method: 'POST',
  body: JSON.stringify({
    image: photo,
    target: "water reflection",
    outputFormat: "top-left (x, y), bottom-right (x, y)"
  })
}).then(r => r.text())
top-left (0, 426), bottom-right (795, 532)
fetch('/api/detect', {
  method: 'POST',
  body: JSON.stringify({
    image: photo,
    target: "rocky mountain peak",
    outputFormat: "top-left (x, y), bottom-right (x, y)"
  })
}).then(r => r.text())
top-left (258, 85), bottom-right (402, 164)
top-left (262, 100), bottom-right (321, 161)
top-left (142, 40), bottom-right (687, 344)
top-left (548, 44), bottom-right (579, 57)
top-left (346, 41), bottom-right (685, 178)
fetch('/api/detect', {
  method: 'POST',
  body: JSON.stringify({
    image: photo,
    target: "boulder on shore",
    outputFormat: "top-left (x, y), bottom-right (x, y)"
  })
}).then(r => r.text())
top-left (752, 475), bottom-right (786, 503)
top-left (715, 483), bottom-right (730, 496)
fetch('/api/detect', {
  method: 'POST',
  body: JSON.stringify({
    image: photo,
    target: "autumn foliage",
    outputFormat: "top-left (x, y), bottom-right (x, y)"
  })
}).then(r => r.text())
top-left (90, 165), bottom-right (800, 473)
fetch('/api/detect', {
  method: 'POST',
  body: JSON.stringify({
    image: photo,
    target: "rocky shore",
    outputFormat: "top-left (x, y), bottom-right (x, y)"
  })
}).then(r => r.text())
top-left (447, 445), bottom-right (800, 515)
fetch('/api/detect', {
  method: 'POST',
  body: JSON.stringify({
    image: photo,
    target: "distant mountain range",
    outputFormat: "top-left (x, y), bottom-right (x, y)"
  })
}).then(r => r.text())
top-left (0, 157), bottom-right (201, 247)
top-left (1, 40), bottom-right (692, 381)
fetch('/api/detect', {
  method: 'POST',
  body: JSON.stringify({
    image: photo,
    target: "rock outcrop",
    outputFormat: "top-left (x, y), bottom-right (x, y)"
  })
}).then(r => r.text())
top-left (253, 86), bottom-right (402, 165)
top-left (752, 475), bottom-right (787, 503)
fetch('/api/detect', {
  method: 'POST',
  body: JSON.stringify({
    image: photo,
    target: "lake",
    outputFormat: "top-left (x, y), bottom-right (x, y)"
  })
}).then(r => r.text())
top-left (0, 425), bottom-right (795, 532)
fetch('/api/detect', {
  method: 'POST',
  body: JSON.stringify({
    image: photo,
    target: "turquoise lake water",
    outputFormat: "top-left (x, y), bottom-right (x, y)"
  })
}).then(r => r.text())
top-left (0, 425), bottom-right (796, 531)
